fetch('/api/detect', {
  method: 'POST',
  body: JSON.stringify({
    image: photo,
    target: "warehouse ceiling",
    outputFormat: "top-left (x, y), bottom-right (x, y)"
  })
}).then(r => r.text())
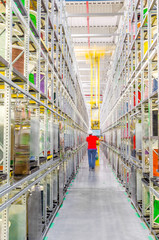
top-left (65, 0), bottom-right (126, 118)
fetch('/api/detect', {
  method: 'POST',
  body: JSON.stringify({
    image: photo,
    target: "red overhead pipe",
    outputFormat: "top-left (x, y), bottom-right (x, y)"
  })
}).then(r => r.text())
top-left (86, 1), bottom-right (90, 48)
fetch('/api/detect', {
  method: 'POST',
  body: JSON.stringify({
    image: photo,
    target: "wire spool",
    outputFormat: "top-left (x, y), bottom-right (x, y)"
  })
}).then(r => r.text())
top-left (12, 47), bottom-right (24, 75)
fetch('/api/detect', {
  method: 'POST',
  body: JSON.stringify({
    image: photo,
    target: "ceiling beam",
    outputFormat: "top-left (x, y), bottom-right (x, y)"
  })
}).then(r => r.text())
top-left (72, 33), bottom-right (119, 38)
top-left (70, 26), bottom-right (118, 35)
top-left (67, 12), bottom-right (124, 17)
top-left (66, 0), bottom-right (123, 2)
top-left (73, 42), bottom-right (116, 46)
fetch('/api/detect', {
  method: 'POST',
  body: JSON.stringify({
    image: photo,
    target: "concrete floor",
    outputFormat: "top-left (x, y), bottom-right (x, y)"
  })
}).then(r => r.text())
top-left (46, 152), bottom-right (153, 240)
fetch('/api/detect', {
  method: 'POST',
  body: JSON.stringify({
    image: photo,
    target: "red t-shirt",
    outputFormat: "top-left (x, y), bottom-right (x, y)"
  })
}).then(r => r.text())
top-left (86, 135), bottom-right (99, 149)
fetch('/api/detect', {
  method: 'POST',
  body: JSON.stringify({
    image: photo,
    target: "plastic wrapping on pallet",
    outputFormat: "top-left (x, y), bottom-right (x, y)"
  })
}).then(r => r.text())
top-left (130, 119), bottom-right (136, 157)
top-left (152, 110), bottom-right (158, 136)
top-left (136, 122), bottom-right (142, 151)
top-left (30, 117), bottom-right (39, 159)
top-left (28, 186), bottom-right (42, 240)
top-left (153, 78), bottom-right (158, 92)
top-left (46, 120), bottom-right (51, 156)
top-left (145, 190), bottom-right (150, 211)
top-left (53, 171), bottom-right (58, 203)
top-left (137, 170), bottom-right (142, 201)
top-left (129, 166), bottom-right (137, 205)
top-left (39, 119), bottom-right (45, 157)
top-left (58, 165), bottom-right (64, 203)
top-left (59, 121), bottom-right (65, 158)
top-left (53, 123), bottom-right (59, 154)
top-left (9, 204), bottom-right (26, 240)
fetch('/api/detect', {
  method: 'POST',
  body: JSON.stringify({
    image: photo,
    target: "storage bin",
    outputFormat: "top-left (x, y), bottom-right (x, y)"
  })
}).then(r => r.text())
top-left (29, 73), bottom-right (34, 84)
top-left (152, 110), bottom-right (158, 136)
top-left (154, 197), bottom-right (159, 224)
top-left (30, 11), bottom-right (37, 28)
top-left (143, 8), bottom-right (148, 26)
top-left (12, 47), bottom-right (24, 75)
top-left (14, 152), bottom-right (30, 176)
top-left (144, 40), bottom-right (153, 55)
top-left (9, 204), bottom-right (26, 240)
top-left (34, 73), bottom-right (45, 93)
top-left (153, 149), bottom-right (159, 177)
top-left (28, 187), bottom-right (42, 240)
top-left (152, 78), bottom-right (158, 92)
top-left (133, 91), bottom-right (141, 106)
top-left (30, 0), bottom-right (37, 10)
top-left (144, 41), bottom-right (148, 55)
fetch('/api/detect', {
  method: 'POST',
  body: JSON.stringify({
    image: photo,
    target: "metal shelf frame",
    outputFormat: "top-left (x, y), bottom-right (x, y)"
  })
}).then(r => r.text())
top-left (101, 0), bottom-right (159, 237)
top-left (0, 0), bottom-right (88, 239)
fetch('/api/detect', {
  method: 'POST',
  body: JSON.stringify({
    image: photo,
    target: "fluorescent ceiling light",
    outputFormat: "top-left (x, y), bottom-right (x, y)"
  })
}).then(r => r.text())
top-left (80, 75), bottom-right (90, 76)
top-left (77, 60), bottom-right (87, 62)
top-left (75, 49), bottom-right (100, 51)
top-left (79, 68), bottom-right (90, 71)
top-left (81, 81), bottom-right (91, 83)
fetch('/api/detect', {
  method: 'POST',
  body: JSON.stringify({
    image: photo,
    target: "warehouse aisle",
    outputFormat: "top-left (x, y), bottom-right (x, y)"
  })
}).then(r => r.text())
top-left (45, 152), bottom-right (152, 240)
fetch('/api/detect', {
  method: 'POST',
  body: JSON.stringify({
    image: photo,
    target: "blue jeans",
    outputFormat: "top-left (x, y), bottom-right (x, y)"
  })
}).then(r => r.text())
top-left (88, 149), bottom-right (97, 169)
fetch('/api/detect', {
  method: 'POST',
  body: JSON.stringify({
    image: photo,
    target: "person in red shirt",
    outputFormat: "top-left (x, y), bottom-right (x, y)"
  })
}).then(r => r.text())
top-left (86, 130), bottom-right (99, 170)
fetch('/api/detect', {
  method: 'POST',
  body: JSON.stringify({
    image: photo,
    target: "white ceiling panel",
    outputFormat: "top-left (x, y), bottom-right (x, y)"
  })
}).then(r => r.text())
top-left (89, 16), bottom-right (118, 25)
top-left (65, 1), bottom-right (124, 121)
top-left (68, 17), bottom-right (87, 27)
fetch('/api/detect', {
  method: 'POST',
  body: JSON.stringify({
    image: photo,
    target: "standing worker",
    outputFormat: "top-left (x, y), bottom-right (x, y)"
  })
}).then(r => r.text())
top-left (86, 130), bottom-right (99, 171)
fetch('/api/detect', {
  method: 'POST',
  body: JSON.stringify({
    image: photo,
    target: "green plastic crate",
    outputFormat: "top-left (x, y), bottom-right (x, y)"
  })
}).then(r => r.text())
top-left (143, 8), bottom-right (148, 17)
top-left (29, 73), bottom-right (34, 84)
top-left (154, 197), bottom-right (159, 224)
top-left (14, 0), bottom-right (25, 14)
top-left (30, 13), bottom-right (37, 28)
top-left (143, 8), bottom-right (148, 26)
top-left (145, 190), bottom-right (150, 210)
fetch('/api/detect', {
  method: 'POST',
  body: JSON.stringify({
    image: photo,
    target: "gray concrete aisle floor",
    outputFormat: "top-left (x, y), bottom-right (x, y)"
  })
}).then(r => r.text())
top-left (45, 152), bottom-right (153, 240)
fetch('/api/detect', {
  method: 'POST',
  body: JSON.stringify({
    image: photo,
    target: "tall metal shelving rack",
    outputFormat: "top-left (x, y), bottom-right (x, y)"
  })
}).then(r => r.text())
top-left (101, 0), bottom-right (159, 238)
top-left (0, 0), bottom-right (88, 239)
